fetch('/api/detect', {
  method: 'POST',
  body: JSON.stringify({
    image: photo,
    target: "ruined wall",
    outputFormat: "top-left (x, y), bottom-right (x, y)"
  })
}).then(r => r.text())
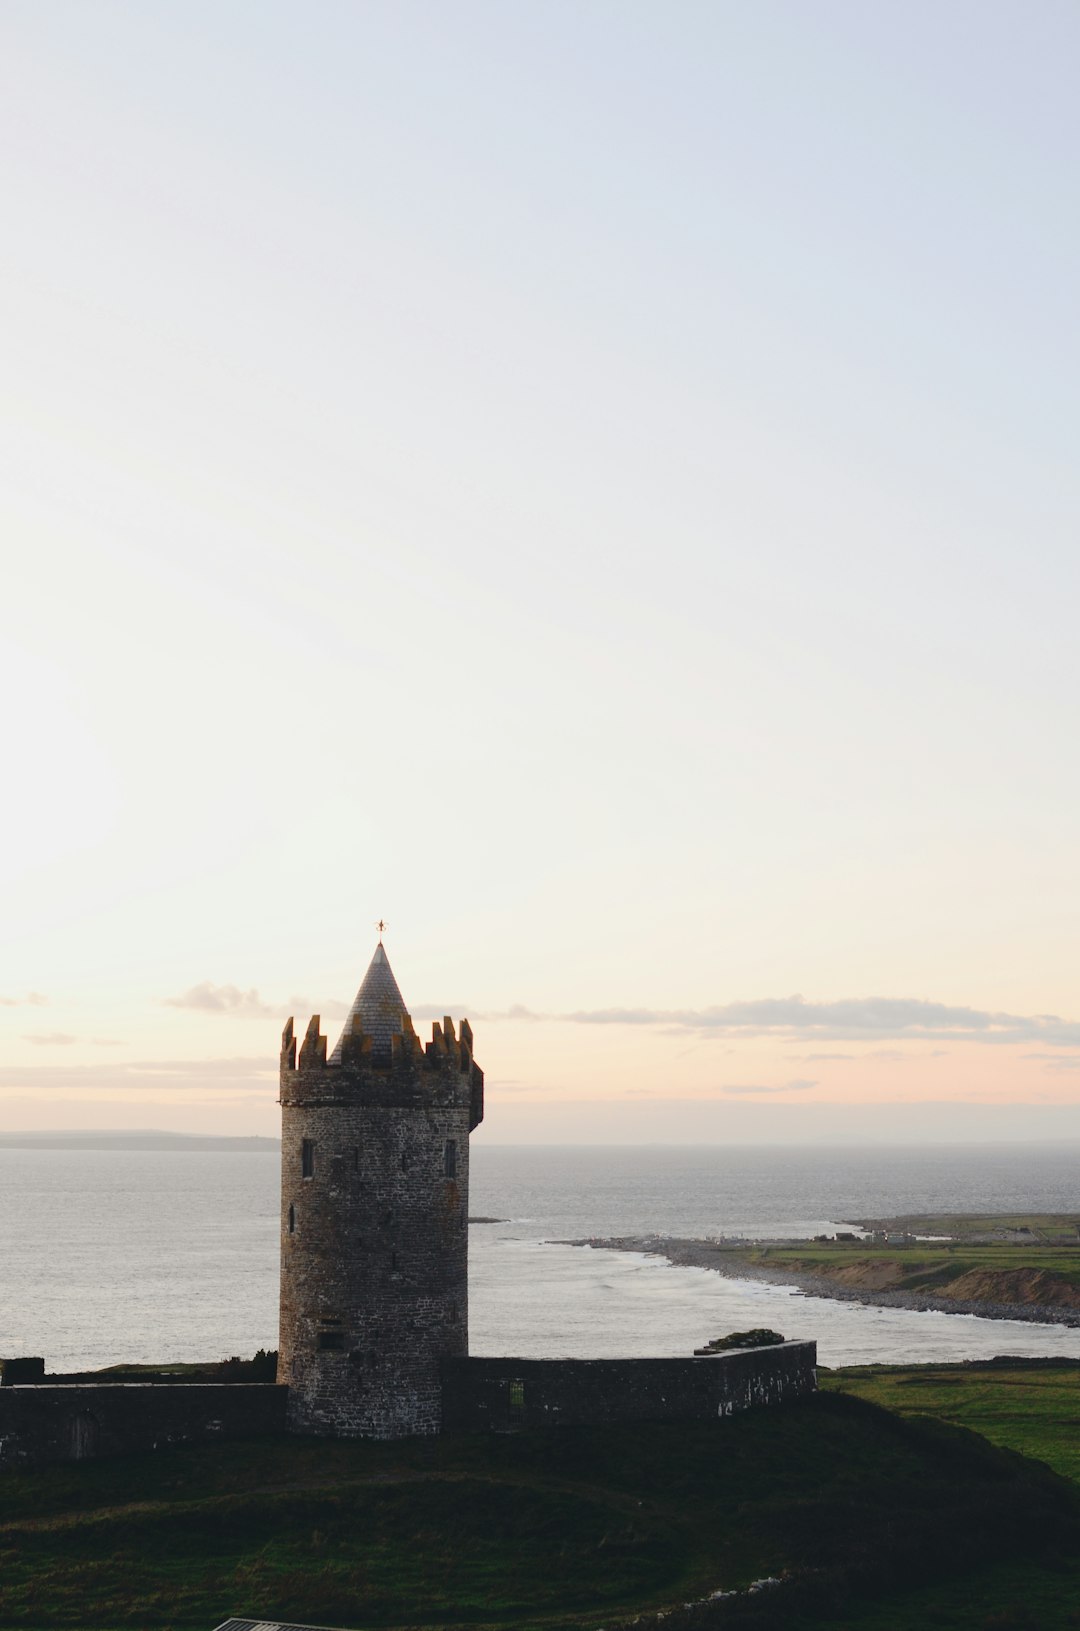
top-left (0, 1385), bottom-right (287, 1469)
top-left (279, 1012), bottom-right (483, 1439)
top-left (0, 1358), bottom-right (45, 1385)
top-left (0, 1348), bottom-right (816, 1466)
top-left (441, 1342), bottom-right (817, 1432)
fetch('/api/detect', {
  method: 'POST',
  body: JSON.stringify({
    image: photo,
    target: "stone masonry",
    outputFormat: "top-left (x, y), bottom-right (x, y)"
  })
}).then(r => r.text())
top-left (442, 1344), bottom-right (818, 1432)
top-left (0, 1383), bottom-right (285, 1467)
top-left (278, 943), bottom-right (484, 1437)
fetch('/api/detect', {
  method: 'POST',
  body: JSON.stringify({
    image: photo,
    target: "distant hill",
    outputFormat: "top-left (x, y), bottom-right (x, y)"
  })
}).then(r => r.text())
top-left (0, 1130), bottom-right (279, 1152)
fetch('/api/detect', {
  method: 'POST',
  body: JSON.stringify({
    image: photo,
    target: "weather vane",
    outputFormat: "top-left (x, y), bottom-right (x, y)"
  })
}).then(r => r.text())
top-left (375, 918), bottom-right (388, 939)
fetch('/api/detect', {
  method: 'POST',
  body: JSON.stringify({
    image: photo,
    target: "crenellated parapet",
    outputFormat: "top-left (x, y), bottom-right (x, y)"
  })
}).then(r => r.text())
top-left (280, 1010), bottom-right (483, 1129)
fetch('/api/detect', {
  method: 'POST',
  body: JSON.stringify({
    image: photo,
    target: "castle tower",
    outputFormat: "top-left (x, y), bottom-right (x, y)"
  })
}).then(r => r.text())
top-left (278, 943), bottom-right (483, 1437)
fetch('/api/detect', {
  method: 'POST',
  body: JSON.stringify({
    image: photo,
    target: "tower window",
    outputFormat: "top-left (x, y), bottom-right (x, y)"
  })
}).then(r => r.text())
top-left (288, 1204), bottom-right (296, 1235)
top-left (353, 1147), bottom-right (359, 1172)
top-left (301, 1139), bottom-right (315, 1178)
top-left (509, 1380), bottom-right (525, 1412)
top-left (444, 1139), bottom-right (457, 1179)
top-left (318, 1330), bottom-right (345, 1352)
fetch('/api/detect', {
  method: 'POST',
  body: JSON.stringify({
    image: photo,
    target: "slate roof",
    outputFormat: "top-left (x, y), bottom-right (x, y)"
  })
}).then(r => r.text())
top-left (328, 941), bottom-right (409, 1064)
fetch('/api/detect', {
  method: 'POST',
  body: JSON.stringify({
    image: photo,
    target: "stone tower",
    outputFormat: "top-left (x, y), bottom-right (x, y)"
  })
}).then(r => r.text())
top-left (278, 943), bottom-right (483, 1437)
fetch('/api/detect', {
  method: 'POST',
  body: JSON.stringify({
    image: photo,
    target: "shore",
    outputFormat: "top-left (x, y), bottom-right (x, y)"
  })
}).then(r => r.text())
top-left (564, 1235), bottom-right (1080, 1329)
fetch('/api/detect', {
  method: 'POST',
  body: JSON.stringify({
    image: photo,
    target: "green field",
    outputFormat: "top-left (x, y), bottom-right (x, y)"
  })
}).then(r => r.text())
top-left (2, 1390), bottom-right (1079, 1631)
top-left (744, 1239), bottom-right (1080, 1308)
top-left (823, 1360), bottom-right (1080, 1489)
top-left (846, 1215), bottom-right (1080, 1242)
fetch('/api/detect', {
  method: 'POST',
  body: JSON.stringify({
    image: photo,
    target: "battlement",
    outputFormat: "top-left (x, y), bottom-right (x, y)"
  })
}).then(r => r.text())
top-left (279, 1012), bottom-right (483, 1128)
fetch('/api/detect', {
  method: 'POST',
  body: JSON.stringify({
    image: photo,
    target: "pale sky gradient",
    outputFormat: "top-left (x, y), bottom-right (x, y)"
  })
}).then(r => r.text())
top-left (3, 1), bottom-right (1079, 1141)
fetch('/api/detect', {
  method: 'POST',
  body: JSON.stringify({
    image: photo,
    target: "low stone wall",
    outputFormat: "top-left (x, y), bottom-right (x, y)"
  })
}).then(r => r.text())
top-left (0, 1358), bottom-right (45, 1385)
top-left (441, 1340), bottom-right (817, 1432)
top-left (0, 1345), bottom-right (816, 1464)
top-left (0, 1384), bottom-right (287, 1469)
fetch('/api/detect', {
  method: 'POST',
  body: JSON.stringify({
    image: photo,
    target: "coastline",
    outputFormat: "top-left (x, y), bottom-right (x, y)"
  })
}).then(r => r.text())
top-left (564, 1235), bottom-right (1080, 1330)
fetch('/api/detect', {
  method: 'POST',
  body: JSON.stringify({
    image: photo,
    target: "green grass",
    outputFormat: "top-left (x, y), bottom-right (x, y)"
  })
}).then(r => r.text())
top-left (797, 1363), bottom-right (1080, 1629)
top-left (822, 1361), bottom-right (1080, 1488)
top-left (752, 1242), bottom-right (1080, 1276)
top-left (744, 1240), bottom-right (1080, 1300)
top-left (1, 1393), bottom-right (1077, 1631)
top-left (845, 1214), bottom-right (1080, 1241)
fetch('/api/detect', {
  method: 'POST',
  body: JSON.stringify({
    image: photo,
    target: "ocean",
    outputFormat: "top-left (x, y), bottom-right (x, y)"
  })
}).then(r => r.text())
top-left (1, 1143), bottom-right (1078, 1372)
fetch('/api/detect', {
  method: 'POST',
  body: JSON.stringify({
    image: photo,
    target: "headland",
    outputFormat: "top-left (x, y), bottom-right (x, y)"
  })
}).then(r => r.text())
top-left (568, 1214), bottom-right (1080, 1328)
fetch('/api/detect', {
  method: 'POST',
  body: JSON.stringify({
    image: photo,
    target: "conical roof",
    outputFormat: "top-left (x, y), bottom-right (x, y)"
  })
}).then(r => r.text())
top-left (329, 942), bottom-right (409, 1064)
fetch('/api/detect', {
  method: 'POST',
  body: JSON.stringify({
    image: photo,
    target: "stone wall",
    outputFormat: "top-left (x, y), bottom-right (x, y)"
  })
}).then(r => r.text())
top-left (0, 1385), bottom-right (287, 1469)
top-left (0, 1346), bottom-right (816, 1466)
top-left (0, 1358), bottom-right (45, 1385)
top-left (441, 1341), bottom-right (817, 1432)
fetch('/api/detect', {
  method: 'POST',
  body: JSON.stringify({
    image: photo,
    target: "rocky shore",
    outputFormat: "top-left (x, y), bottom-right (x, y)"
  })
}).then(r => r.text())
top-left (564, 1235), bottom-right (1080, 1329)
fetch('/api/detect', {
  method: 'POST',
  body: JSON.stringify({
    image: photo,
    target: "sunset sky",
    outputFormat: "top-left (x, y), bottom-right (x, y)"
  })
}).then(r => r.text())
top-left (3, 1), bottom-right (1079, 1142)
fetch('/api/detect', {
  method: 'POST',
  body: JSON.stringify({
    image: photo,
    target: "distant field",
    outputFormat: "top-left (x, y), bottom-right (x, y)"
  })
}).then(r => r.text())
top-left (745, 1238), bottom-right (1080, 1308)
top-left (846, 1214), bottom-right (1080, 1241)
top-left (1, 1393), bottom-right (1078, 1631)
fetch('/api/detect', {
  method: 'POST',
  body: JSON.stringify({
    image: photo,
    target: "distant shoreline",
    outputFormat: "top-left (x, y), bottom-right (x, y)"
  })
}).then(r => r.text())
top-left (0, 1131), bottom-right (280, 1152)
top-left (566, 1235), bottom-right (1080, 1330)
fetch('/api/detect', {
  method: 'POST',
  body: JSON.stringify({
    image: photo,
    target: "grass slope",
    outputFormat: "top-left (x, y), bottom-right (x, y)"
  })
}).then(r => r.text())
top-left (822, 1361), bottom-right (1080, 1492)
top-left (747, 1240), bottom-right (1080, 1307)
top-left (811, 1362), bottom-right (1080, 1630)
top-left (0, 1393), bottom-right (1077, 1631)
top-left (845, 1214), bottom-right (1080, 1242)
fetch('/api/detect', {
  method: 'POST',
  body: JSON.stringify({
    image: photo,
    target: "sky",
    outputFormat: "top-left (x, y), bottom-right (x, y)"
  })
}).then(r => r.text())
top-left (2, 1), bottom-right (1079, 1142)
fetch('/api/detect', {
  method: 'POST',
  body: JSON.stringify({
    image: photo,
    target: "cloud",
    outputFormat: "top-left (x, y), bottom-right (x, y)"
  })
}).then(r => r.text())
top-left (722, 1079), bottom-right (818, 1096)
top-left (455, 1004), bottom-right (548, 1023)
top-left (1025, 1053), bottom-right (1080, 1073)
top-left (557, 996), bottom-right (1080, 1047)
top-left (286, 997), bottom-right (351, 1020)
top-left (0, 992), bottom-right (48, 1007)
top-left (91, 1038), bottom-right (123, 1047)
top-left (412, 1002), bottom-right (490, 1022)
top-left (22, 1032), bottom-right (76, 1046)
top-left (0, 1056), bottom-right (275, 1093)
top-left (165, 983), bottom-right (272, 1017)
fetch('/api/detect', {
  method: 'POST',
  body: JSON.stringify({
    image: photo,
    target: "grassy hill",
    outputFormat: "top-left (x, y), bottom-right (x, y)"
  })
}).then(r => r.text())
top-left (746, 1238), bottom-right (1080, 1310)
top-left (1, 1391), bottom-right (1078, 1631)
top-left (823, 1358), bottom-right (1080, 1493)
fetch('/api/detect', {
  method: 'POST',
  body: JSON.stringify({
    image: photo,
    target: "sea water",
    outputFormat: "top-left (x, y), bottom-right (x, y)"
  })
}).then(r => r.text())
top-left (1, 1144), bottom-right (1078, 1371)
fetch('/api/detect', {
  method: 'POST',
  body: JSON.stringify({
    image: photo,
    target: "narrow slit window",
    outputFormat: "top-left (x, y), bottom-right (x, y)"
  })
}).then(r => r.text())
top-left (444, 1139), bottom-right (457, 1180)
top-left (288, 1203), bottom-right (296, 1235)
top-left (301, 1138), bottom-right (315, 1178)
top-left (509, 1380), bottom-right (525, 1412)
top-left (353, 1147), bottom-right (359, 1172)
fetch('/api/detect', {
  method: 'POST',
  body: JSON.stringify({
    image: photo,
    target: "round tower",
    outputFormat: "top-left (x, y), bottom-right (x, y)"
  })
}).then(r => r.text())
top-left (278, 943), bottom-right (484, 1438)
